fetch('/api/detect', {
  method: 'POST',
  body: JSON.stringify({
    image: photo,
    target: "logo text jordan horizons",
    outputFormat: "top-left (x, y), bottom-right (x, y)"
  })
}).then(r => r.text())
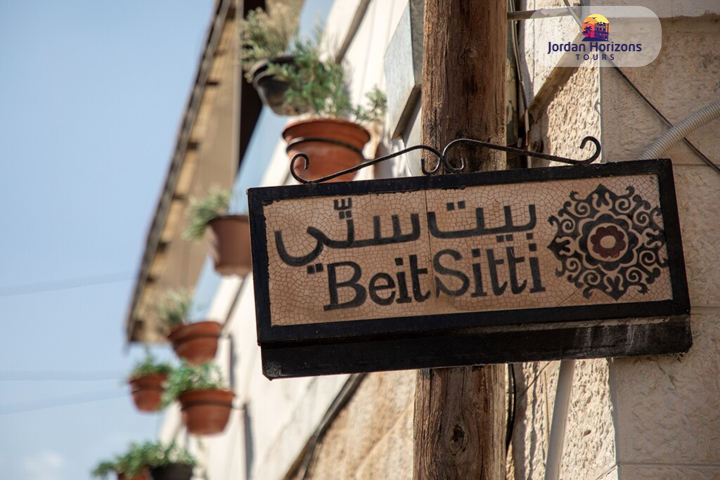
top-left (547, 14), bottom-right (642, 61)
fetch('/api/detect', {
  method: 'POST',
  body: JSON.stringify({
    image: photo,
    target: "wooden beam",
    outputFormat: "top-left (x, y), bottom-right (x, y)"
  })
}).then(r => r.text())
top-left (414, 1), bottom-right (507, 479)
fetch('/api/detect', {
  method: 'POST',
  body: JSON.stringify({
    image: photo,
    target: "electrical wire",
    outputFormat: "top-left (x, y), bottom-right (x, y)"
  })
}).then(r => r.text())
top-left (611, 66), bottom-right (720, 173)
top-left (299, 374), bottom-right (366, 480)
top-left (506, 363), bottom-right (517, 453)
top-left (0, 389), bottom-right (128, 416)
top-left (517, 362), bottom-right (552, 399)
top-left (560, 0), bottom-right (719, 173)
top-left (0, 371), bottom-right (124, 381)
top-left (0, 271), bottom-right (133, 298)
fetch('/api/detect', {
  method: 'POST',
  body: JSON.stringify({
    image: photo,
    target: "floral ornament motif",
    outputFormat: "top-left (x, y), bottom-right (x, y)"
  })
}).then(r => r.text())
top-left (548, 184), bottom-right (667, 300)
top-left (589, 225), bottom-right (626, 259)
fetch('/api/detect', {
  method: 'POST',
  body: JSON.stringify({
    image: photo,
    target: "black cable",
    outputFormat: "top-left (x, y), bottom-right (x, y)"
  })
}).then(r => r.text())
top-left (0, 371), bottom-right (124, 381)
top-left (518, 362), bottom-right (551, 399)
top-left (610, 66), bottom-right (720, 174)
top-left (560, 0), bottom-right (719, 173)
top-left (0, 272), bottom-right (133, 298)
top-left (506, 363), bottom-right (517, 453)
top-left (298, 374), bottom-right (366, 480)
top-left (0, 389), bottom-right (127, 416)
top-left (509, 0), bottom-right (530, 111)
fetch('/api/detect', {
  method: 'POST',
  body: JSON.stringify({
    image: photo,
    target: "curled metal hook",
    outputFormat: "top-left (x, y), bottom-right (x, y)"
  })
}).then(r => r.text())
top-left (289, 136), bottom-right (601, 184)
top-left (292, 144), bottom-right (445, 184)
top-left (289, 153), bottom-right (311, 183)
top-left (442, 136), bottom-right (601, 167)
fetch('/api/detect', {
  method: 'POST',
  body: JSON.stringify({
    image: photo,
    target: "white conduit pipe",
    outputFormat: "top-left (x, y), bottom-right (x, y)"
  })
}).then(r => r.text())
top-left (544, 359), bottom-right (577, 480)
top-left (639, 100), bottom-right (720, 159)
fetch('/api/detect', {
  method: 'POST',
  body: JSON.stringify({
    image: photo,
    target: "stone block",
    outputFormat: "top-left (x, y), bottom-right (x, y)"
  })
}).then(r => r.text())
top-left (300, 370), bottom-right (415, 479)
top-left (595, 465), bottom-right (619, 480)
top-left (618, 464), bottom-right (720, 479)
top-left (512, 359), bottom-right (617, 480)
top-left (673, 165), bottom-right (720, 307)
top-left (600, 19), bottom-right (720, 165)
top-left (354, 402), bottom-right (413, 480)
top-left (611, 313), bottom-right (720, 465)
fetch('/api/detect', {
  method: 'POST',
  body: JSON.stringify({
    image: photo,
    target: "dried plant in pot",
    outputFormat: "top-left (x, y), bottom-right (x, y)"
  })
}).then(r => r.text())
top-left (162, 362), bottom-right (234, 436)
top-left (128, 348), bottom-right (173, 413)
top-left (184, 186), bottom-right (252, 277)
top-left (157, 289), bottom-right (221, 365)
top-left (240, 5), bottom-right (308, 116)
top-left (269, 38), bottom-right (386, 182)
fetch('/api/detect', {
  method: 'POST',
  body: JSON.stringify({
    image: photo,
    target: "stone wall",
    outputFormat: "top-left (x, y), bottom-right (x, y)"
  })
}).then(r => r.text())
top-left (510, 13), bottom-right (720, 480)
top-left (291, 371), bottom-right (415, 480)
top-left (603, 16), bottom-right (720, 479)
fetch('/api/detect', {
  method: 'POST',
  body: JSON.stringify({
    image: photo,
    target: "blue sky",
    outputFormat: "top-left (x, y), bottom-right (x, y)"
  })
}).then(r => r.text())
top-left (0, 1), bottom-right (333, 479)
top-left (0, 1), bottom-right (213, 479)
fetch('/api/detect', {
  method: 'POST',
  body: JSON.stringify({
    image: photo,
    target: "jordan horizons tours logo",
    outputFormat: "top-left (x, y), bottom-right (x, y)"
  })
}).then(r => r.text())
top-left (547, 12), bottom-right (642, 62)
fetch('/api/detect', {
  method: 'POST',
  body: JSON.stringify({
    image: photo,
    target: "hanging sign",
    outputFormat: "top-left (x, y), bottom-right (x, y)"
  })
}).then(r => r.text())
top-left (248, 159), bottom-right (690, 379)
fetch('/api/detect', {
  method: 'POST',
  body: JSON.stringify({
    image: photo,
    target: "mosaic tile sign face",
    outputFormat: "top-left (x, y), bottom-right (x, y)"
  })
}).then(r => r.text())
top-left (248, 159), bottom-right (689, 374)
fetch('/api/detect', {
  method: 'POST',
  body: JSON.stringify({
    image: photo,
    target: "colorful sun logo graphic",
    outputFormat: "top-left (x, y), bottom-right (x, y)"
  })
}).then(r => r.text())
top-left (582, 14), bottom-right (610, 42)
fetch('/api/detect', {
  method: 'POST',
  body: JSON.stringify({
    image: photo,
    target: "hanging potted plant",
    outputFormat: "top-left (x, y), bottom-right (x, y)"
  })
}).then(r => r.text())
top-left (267, 38), bottom-right (387, 182)
top-left (184, 186), bottom-right (252, 277)
top-left (128, 349), bottom-right (173, 413)
top-left (145, 441), bottom-right (198, 480)
top-left (162, 362), bottom-right (235, 436)
top-left (158, 289), bottom-right (221, 365)
top-left (91, 443), bottom-right (151, 480)
top-left (240, 4), bottom-right (306, 116)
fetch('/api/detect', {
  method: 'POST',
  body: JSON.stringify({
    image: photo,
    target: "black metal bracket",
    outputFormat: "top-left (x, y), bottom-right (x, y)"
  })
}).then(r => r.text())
top-left (289, 136), bottom-right (601, 184)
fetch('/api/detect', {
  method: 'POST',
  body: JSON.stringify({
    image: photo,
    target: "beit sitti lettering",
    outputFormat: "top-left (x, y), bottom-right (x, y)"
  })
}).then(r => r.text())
top-left (259, 170), bottom-right (674, 327)
top-left (276, 200), bottom-right (545, 311)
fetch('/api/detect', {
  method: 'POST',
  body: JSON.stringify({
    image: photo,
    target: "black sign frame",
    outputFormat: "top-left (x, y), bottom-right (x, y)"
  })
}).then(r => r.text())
top-left (248, 159), bottom-right (691, 379)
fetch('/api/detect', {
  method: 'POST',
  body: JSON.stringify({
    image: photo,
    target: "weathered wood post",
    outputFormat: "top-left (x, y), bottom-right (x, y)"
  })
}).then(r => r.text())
top-left (413, 1), bottom-right (507, 479)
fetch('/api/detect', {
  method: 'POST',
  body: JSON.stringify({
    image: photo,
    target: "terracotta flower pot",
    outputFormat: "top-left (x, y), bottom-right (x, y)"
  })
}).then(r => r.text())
top-left (250, 56), bottom-right (310, 116)
top-left (205, 215), bottom-right (252, 277)
top-left (283, 118), bottom-right (370, 182)
top-left (168, 321), bottom-right (221, 365)
top-left (178, 388), bottom-right (235, 435)
top-left (118, 471), bottom-right (149, 480)
top-left (148, 463), bottom-right (194, 480)
top-left (129, 374), bottom-right (167, 412)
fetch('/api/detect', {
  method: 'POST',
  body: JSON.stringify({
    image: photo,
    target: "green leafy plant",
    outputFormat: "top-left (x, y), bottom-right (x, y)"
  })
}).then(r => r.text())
top-left (161, 362), bottom-right (228, 408)
top-left (240, 4), bottom-right (300, 81)
top-left (92, 441), bottom-right (197, 479)
top-left (354, 86), bottom-right (388, 125)
top-left (156, 288), bottom-right (194, 329)
top-left (91, 460), bottom-right (118, 480)
top-left (91, 443), bottom-right (147, 479)
top-left (183, 186), bottom-right (233, 242)
top-left (114, 443), bottom-right (149, 479)
top-left (129, 348), bottom-right (173, 380)
top-left (266, 35), bottom-right (387, 124)
top-left (148, 441), bottom-right (198, 467)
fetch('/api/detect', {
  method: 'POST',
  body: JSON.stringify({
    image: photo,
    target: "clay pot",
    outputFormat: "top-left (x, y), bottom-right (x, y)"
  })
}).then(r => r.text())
top-left (129, 374), bottom-right (167, 412)
top-left (250, 56), bottom-right (309, 116)
top-left (118, 471), bottom-right (149, 480)
top-left (205, 215), bottom-right (252, 276)
top-left (283, 118), bottom-right (370, 183)
top-left (168, 321), bottom-right (221, 365)
top-left (148, 463), bottom-right (194, 480)
top-left (178, 388), bottom-right (235, 435)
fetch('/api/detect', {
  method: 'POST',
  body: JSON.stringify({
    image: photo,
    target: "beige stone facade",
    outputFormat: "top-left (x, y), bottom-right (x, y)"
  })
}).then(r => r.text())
top-left (509, 7), bottom-right (720, 480)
